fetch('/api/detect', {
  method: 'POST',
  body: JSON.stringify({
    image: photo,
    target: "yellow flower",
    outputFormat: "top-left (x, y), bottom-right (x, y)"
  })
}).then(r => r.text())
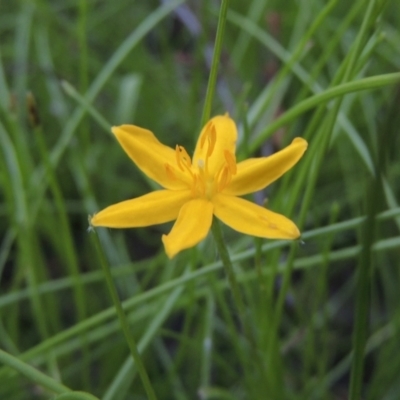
top-left (91, 115), bottom-right (307, 258)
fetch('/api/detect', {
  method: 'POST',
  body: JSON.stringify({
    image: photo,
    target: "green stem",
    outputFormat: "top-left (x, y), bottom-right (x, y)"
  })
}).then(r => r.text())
top-left (348, 180), bottom-right (376, 400)
top-left (211, 219), bottom-right (260, 377)
top-left (200, 0), bottom-right (230, 126)
top-left (61, 80), bottom-right (111, 132)
top-left (250, 72), bottom-right (400, 152)
top-left (54, 392), bottom-right (99, 400)
top-left (30, 93), bottom-right (87, 325)
top-left (211, 219), bottom-right (245, 322)
top-left (91, 231), bottom-right (158, 400)
top-left (0, 348), bottom-right (71, 395)
top-left (349, 5), bottom-right (384, 394)
top-left (29, 92), bottom-right (90, 389)
top-left (77, 0), bottom-right (89, 151)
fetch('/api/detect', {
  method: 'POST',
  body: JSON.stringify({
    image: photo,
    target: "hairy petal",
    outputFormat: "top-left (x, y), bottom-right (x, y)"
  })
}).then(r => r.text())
top-left (91, 190), bottom-right (191, 228)
top-left (213, 194), bottom-right (300, 239)
top-left (162, 199), bottom-right (214, 259)
top-left (193, 115), bottom-right (237, 176)
top-left (112, 125), bottom-right (190, 190)
top-left (224, 137), bottom-right (308, 196)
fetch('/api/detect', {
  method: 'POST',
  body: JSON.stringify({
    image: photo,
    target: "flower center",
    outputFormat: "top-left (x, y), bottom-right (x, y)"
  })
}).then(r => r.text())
top-left (166, 121), bottom-right (237, 199)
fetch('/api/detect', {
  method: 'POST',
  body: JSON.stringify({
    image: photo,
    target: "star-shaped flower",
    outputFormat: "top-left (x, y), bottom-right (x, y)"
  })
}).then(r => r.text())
top-left (91, 115), bottom-right (307, 258)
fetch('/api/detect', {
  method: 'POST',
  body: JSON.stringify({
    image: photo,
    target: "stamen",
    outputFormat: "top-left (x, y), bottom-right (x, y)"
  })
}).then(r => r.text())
top-left (224, 150), bottom-right (237, 174)
top-left (218, 166), bottom-right (230, 192)
top-left (165, 163), bottom-right (176, 180)
top-left (175, 145), bottom-right (185, 171)
top-left (200, 121), bottom-right (213, 149)
top-left (175, 145), bottom-right (192, 172)
top-left (199, 121), bottom-right (216, 158)
top-left (206, 125), bottom-right (216, 157)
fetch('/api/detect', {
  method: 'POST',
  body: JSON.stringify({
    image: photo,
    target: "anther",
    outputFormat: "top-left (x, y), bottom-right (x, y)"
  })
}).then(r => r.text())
top-left (200, 121), bottom-right (213, 149)
top-left (175, 145), bottom-right (184, 171)
top-left (218, 166), bottom-right (230, 192)
top-left (165, 163), bottom-right (176, 180)
top-left (206, 125), bottom-right (217, 157)
top-left (224, 150), bottom-right (237, 174)
top-left (175, 145), bottom-right (192, 171)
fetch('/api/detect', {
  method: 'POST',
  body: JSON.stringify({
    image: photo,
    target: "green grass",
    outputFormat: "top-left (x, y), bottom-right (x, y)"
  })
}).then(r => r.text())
top-left (1, 0), bottom-right (400, 399)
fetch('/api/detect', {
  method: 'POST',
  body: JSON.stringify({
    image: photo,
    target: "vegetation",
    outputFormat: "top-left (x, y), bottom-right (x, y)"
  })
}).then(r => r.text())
top-left (1, 0), bottom-right (399, 399)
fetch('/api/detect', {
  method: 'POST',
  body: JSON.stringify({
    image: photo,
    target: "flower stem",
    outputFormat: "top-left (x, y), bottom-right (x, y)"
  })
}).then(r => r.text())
top-left (91, 231), bottom-right (158, 400)
top-left (200, 0), bottom-right (230, 126)
top-left (0, 348), bottom-right (71, 395)
top-left (211, 219), bottom-right (246, 323)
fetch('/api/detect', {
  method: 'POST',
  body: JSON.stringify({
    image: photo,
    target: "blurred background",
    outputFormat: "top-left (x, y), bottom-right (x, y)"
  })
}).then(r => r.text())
top-left (0, 0), bottom-right (400, 399)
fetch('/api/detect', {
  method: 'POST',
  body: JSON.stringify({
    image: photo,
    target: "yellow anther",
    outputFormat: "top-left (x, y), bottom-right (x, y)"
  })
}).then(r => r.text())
top-left (218, 166), bottom-right (230, 192)
top-left (175, 145), bottom-right (192, 172)
top-left (165, 163), bottom-right (176, 180)
top-left (199, 121), bottom-right (216, 156)
top-left (200, 121), bottom-right (212, 149)
top-left (175, 145), bottom-right (184, 171)
top-left (206, 125), bottom-right (216, 158)
top-left (224, 150), bottom-right (237, 174)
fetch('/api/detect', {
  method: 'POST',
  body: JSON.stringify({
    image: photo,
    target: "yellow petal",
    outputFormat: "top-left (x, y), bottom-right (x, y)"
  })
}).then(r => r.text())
top-left (213, 194), bottom-right (300, 239)
top-left (91, 190), bottom-right (191, 228)
top-left (224, 137), bottom-right (308, 196)
top-left (112, 125), bottom-right (190, 190)
top-left (192, 115), bottom-right (237, 177)
top-left (162, 199), bottom-right (213, 259)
